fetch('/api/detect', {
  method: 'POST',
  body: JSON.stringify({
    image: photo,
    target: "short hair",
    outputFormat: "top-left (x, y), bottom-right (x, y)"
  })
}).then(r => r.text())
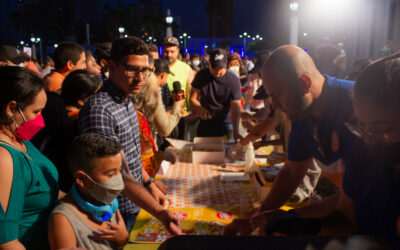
top-left (355, 53), bottom-right (400, 108)
top-left (53, 41), bottom-right (84, 71)
top-left (94, 42), bottom-right (112, 61)
top-left (228, 52), bottom-right (241, 62)
top-left (148, 54), bottom-right (154, 68)
top-left (111, 37), bottom-right (149, 63)
top-left (68, 133), bottom-right (122, 175)
top-left (346, 59), bottom-right (372, 81)
top-left (148, 43), bottom-right (158, 53)
top-left (154, 58), bottom-right (170, 75)
top-left (61, 70), bottom-right (101, 107)
top-left (43, 56), bottom-right (54, 66)
top-left (0, 66), bottom-right (43, 125)
top-left (84, 50), bottom-right (94, 60)
top-left (191, 54), bottom-right (200, 60)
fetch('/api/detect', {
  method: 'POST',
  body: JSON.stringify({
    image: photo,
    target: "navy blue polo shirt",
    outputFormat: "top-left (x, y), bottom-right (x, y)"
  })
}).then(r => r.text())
top-left (343, 141), bottom-right (400, 247)
top-left (192, 68), bottom-right (242, 124)
top-left (287, 75), bottom-right (356, 188)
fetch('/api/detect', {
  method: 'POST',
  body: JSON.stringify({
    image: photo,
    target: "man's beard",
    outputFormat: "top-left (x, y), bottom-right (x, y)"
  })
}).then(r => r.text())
top-left (167, 57), bottom-right (177, 65)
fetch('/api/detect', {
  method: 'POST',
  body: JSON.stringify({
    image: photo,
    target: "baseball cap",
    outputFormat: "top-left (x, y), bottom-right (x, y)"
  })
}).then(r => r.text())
top-left (253, 85), bottom-right (268, 100)
top-left (162, 37), bottom-right (179, 47)
top-left (154, 58), bottom-right (174, 76)
top-left (0, 45), bottom-right (29, 64)
top-left (209, 48), bottom-right (227, 68)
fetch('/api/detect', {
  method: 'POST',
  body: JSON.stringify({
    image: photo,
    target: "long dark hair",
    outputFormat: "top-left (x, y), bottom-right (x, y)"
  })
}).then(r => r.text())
top-left (0, 66), bottom-right (44, 125)
top-left (354, 53), bottom-right (400, 107)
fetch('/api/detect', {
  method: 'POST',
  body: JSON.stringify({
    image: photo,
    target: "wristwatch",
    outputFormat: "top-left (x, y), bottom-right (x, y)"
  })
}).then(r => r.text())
top-left (144, 176), bottom-right (155, 188)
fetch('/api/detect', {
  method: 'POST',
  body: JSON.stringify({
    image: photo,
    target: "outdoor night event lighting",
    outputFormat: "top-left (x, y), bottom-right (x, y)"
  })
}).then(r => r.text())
top-left (306, 0), bottom-right (357, 19)
top-left (289, 2), bottom-right (299, 12)
top-left (289, 2), bottom-right (299, 45)
top-left (118, 27), bottom-right (125, 38)
top-left (296, 0), bottom-right (359, 42)
top-left (166, 9), bottom-right (173, 37)
top-left (166, 15), bottom-right (173, 24)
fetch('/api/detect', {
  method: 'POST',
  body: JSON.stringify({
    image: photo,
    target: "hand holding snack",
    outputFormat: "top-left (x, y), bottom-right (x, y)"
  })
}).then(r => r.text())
top-left (199, 108), bottom-right (212, 120)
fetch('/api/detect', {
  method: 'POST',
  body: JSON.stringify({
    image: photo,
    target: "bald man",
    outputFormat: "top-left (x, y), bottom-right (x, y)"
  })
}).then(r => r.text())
top-left (224, 45), bottom-right (359, 236)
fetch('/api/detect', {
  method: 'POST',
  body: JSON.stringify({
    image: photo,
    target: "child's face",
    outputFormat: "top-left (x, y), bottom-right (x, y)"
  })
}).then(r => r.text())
top-left (88, 153), bottom-right (122, 184)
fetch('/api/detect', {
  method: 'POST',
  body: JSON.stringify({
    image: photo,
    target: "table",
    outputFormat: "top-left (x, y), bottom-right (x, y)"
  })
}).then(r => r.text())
top-left (124, 162), bottom-right (258, 249)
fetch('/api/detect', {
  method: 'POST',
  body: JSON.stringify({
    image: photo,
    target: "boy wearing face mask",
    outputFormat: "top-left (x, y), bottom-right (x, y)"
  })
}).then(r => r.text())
top-left (190, 54), bottom-right (201, 72)
top-left (48, 133), bottom-right (129, 250)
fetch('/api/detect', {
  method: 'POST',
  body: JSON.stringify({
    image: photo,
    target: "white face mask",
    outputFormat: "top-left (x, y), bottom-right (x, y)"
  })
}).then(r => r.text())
top-left (192, 60), bottom-right (200, 66)
top-left (229, 66), bottom-right (240, 75)
top-left (85, 173), bottom-right (125, 204)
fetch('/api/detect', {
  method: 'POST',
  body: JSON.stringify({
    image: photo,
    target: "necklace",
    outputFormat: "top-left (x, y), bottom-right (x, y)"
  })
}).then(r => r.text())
top-left (0, 129), bottom-right (18, 141)
top-left (0, 129), bottom-right (25, 151)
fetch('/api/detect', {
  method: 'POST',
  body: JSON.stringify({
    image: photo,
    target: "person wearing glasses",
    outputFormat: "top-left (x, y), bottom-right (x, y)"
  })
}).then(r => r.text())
top-left (79, 37), bottom-right (182, 235)
top-left (256, 53), bottom-right (400, 248)
top-left (338, 54), bottom-right (400, 247)
top-left (225, 45), bottom-right (357, 236)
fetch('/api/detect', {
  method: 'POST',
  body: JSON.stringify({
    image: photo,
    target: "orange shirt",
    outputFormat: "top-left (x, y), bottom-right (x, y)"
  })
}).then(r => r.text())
top-left (43, 71), bottom-right (65, 92)
top-left (136, 111), bottom-right (158, 177)
top-left (25, 61), bottom-right (41, 76)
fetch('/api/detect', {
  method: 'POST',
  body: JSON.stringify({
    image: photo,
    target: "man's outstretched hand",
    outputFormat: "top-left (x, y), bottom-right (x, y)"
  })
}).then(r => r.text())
top-left (223, 218), bottom-right (252, 236)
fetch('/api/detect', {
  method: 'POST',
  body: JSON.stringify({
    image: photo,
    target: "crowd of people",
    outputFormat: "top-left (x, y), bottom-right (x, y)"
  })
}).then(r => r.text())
top-left (0, 33), bottom-right (399, 249)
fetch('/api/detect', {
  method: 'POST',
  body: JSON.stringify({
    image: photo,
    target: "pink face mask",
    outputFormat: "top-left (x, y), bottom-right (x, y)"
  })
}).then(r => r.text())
top-left (14, 109), bottom-right (45, 141)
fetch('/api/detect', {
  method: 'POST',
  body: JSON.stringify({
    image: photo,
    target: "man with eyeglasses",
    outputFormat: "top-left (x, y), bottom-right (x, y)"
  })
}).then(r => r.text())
top-left (79, 37), bottom-right (182, 235)
top-left (225, 45), bottom-right (358, 236)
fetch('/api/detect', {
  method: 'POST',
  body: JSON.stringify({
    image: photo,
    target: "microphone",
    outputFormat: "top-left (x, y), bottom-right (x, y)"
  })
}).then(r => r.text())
top-left (172, 81), bottom-right (185, 101)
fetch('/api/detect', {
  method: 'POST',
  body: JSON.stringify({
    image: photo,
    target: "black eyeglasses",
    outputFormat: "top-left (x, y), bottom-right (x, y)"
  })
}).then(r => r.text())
top-left (344, 116), bottom-right (363, 138)
top-left (345, 116), bottom-right (400, 144)
top-left (119, 62), bottom-right (151, 77)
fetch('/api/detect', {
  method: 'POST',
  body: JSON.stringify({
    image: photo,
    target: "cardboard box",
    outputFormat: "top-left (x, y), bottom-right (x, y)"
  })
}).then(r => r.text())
top-left (192, 137), bottom-right (225, 164)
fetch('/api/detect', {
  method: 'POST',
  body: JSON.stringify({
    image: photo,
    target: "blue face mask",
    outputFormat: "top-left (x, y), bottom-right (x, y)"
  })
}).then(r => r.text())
top-left (71, 184), bottom-right (119, 222)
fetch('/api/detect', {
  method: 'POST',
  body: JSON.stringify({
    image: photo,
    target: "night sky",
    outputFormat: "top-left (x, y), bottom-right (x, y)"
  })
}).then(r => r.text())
top-left (103, 0), bottom-right (270, 38)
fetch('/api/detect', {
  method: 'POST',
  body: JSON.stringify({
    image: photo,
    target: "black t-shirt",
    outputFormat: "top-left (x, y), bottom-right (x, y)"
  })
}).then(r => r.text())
top-left (192, 68), bottom-right (242, 123)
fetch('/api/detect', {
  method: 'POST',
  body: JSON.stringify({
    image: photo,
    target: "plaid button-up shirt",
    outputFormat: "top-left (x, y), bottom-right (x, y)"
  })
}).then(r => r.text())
top-left (79, 80), bottom-right (142, 215)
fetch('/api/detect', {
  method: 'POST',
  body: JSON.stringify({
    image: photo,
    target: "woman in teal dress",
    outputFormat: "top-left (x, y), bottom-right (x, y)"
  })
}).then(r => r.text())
top-left (0, 66), bottom-right (59, 249)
